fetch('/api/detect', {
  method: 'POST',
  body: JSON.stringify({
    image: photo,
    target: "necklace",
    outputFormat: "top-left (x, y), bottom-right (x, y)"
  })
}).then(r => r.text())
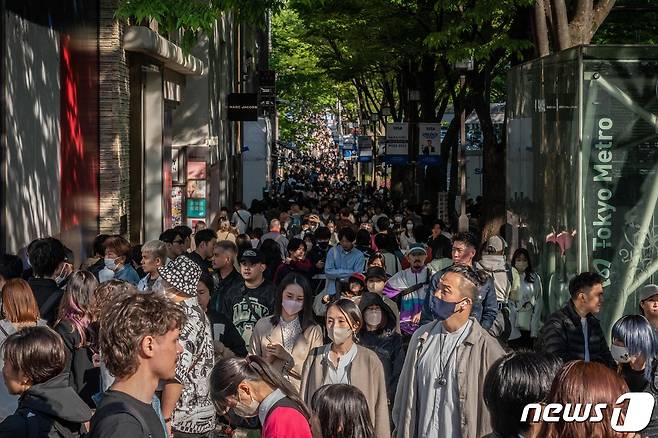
top-left (436, 320), bottom-right (471, 386)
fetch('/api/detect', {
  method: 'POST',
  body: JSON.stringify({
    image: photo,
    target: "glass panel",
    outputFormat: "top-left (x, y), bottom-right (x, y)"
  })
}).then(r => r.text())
top-left (581, 55), bottom-right (658, 330)
top-left (508, 46), bottom-right (658, 334)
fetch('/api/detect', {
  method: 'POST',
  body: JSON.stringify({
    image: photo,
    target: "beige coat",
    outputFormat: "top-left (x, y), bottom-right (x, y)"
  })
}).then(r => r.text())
top-left (392, 317), bottom-right (505, 438)
top-left (301, 344), bottom-right (391, 438)
top-left (249, 316), bottom-right (323, 391)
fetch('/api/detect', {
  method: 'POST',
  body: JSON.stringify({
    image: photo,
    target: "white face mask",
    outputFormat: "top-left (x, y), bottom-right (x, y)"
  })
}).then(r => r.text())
top-left (104, 257), bottom-right (118, 271)
top-left (327, 326), bottom-right (353, 345)
top-left (233, 388), bottom-right (259, 418)
top-left (54, 264), bottom-right (69, 286)
top-left (365, 309), bottom-right (382, 327)
top-left (611, 344), bottom-right (632, 364)
top-left (282, 299), bottom-right (303, 316)
top-left (406, 223), bottom-right (414, 230)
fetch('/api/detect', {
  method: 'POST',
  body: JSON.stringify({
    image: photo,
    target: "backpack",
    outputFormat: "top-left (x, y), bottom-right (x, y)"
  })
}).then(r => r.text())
top-left (477, 263), bottom-right (514, 341)
top-left (91, 401), bottom-right (153, 438)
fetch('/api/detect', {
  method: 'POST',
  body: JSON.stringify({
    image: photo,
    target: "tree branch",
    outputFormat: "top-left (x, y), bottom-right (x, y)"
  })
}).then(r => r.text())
top-left (592, 0), bottom-right (616, 37)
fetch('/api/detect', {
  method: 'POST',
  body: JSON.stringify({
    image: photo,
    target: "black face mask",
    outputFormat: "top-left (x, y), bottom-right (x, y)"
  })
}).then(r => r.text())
top-left (318, 241), bottom-right (329, 250)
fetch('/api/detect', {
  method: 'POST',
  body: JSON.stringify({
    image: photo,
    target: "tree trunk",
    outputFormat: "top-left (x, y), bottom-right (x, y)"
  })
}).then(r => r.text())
top-left (533, 0), bottom-right (550, 57)
top-left (550, 0), bottom-right (572, 50)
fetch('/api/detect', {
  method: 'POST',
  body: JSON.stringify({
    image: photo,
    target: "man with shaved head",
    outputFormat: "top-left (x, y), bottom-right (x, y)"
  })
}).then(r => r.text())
top-left (260, 218), bottom-right (289, 258)
top-left (393, 264), bottom-right (505, 438)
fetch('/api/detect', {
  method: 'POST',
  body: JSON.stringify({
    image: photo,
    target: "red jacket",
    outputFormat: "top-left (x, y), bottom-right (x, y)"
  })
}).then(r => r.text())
top-left (263, 406), bottom-right (313, 438)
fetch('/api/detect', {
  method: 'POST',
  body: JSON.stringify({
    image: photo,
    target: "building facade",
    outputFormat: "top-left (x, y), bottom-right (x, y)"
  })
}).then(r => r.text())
top-left (0, 0), bottom-right (271, 263)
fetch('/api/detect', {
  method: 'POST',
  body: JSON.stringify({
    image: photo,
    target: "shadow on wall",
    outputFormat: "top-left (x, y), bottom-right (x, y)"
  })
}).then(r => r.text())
top-left (4, 11), bottom-right (61, 254)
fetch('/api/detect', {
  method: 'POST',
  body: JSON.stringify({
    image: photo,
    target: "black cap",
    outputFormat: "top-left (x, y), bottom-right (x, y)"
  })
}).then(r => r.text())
top-left (239, 248), bottom-right (264, 264)
top-left (365, 266), bottom-right (387, 281)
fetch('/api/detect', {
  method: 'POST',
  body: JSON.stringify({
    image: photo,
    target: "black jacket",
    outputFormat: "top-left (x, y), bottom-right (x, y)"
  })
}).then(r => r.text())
top-left (537, 300), bottom-right (615, 368)
top-left (0, 373), bottom-right (92, 437)
top-left (207, 309), bottom-right (248, 357)
top-left (209, 269), bottom-right (243, 315)
top-left (620, 362), bottom-right (658, 438)
top-left (54, 321), bottom-right (99, 408)
top-left (28, 278), bottom-right (63, 327)
top-left (357, 292), bottom-right (406, 402)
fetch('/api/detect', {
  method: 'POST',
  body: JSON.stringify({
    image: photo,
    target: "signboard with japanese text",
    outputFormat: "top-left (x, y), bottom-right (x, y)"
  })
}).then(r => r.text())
top-left (385, 123), bottom-right (408, 165)
top-left (358, 136), bottom-right (373, 162)
top-left (418, 123), bottom-right (442, 166)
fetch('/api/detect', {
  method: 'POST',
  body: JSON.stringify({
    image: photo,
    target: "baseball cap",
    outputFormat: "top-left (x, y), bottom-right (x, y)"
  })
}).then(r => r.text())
top-left (366, 266), bottom-right (387, 281)
top-left (239, 248), bottom-right (264, 264)
top-left (349, 272), bottom-right (366, 285)
top-left (486, 235), bottom-right (506, 253)
top-left (639, 284), bottom-right (658, 302)
top-left (406, 243), bottom-right (428, 256)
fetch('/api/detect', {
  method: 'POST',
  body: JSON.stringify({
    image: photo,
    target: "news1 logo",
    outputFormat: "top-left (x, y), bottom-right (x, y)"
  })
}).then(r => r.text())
top-left (521, 393), bottom-right (654, 432)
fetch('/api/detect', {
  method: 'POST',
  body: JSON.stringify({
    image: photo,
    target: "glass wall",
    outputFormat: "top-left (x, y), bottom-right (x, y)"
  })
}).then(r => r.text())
top-left (506, 46), bottom-right (658, 332)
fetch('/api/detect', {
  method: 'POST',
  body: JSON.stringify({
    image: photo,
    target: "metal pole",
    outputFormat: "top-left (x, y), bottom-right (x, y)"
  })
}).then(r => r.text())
top-left (458, 73), bottom-right (469, 232)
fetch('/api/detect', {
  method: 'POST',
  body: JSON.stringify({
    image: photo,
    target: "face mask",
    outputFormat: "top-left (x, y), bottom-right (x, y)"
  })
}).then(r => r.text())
top-left (104, 257), bottom-right (118, 271)
top-left (365, 309), bottom-right (382, 327)
top-left (233, 389), bottom-right (259, 418)
top-left (611, 344), bottom-right (631, 364)
top-left (54, 265), bottom-right (70, 286)
top-left (430, 296), bottom-right (465, 321)
top-left (515, 261), bottom-right (528, 272)
top-left (327, 326), bottom-right (353, 345)
top-left (282, 299), bottom-right (303, 316)
top-left (318, 242), bottom-right (329, 250)
top-left (406, 223), bottom-right (414, 230)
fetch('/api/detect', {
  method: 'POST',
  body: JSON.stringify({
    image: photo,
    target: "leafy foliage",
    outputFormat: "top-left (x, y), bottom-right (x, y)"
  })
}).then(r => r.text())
top-left (116, 0), bottom-right (288, 51)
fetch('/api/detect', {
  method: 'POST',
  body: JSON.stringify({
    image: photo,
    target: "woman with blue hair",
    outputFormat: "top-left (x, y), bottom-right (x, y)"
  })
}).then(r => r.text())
top-left (611, 314), bottom-right (658, 436)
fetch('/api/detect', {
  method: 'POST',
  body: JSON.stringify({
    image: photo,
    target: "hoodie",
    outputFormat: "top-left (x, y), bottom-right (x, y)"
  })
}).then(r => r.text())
top-left (358, 292), bottom-right (405, 402)
top-left (477, 255), bottom-right (519, 302)
top-left (0, 373), bottom-right (92, 437)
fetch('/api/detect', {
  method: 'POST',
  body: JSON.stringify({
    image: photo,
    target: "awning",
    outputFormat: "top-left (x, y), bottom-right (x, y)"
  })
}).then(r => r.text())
top-left (123, 26), bottom-right (206, 76)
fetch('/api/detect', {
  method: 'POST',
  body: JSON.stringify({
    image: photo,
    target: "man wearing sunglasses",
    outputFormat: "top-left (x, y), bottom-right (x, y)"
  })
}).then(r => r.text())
top-left (159, 229), bottom-right (187, 262)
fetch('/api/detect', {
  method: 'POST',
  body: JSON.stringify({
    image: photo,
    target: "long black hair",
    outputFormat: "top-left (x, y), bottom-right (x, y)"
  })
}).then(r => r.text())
top-left (271, 273), bottom-right (317, 331)
top-left (311, 384), bottom-right (375, 438)
top-left (210, 355), bottom-right (311, 418)
top-left (511, 248), bottom-right (536, 283)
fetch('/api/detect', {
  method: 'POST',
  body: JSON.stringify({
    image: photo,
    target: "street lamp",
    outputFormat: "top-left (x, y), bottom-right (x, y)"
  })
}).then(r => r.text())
top-left (455, 57), bottom-right (474, 232)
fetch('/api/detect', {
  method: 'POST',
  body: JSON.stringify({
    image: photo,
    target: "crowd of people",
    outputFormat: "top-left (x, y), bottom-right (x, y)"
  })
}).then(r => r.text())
top-left (0, 147), bottom-right (656, 438)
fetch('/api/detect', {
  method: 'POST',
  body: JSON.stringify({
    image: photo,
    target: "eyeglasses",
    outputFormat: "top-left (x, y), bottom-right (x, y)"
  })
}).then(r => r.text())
top-left (173, 239), bottom-right (184, 244)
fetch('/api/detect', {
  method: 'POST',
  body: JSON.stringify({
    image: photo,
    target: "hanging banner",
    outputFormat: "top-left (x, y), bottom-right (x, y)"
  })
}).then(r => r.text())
top-left (418, 123), bottom-right (442, 166)
top-left (385, 122), bottom-right (409, 165)
top-left (358, 136), bottom-right (373, 162)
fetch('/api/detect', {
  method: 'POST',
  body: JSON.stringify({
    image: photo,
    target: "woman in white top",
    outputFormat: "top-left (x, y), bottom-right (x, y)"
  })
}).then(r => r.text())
top-left (300, 299), bottom-right (390, 437)
top-left (0, 279), bottom-right (47, 421)
top-left (250, 273), bottom-right (323, 391)
top-left (509, 248), bottom-right (543, 350)
top-left (398, 220), bottom-right (417, 251)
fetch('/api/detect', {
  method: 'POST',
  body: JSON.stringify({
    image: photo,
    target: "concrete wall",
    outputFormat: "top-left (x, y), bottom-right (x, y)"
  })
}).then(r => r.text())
top-left (3, 11), bottom-right (61, 253)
